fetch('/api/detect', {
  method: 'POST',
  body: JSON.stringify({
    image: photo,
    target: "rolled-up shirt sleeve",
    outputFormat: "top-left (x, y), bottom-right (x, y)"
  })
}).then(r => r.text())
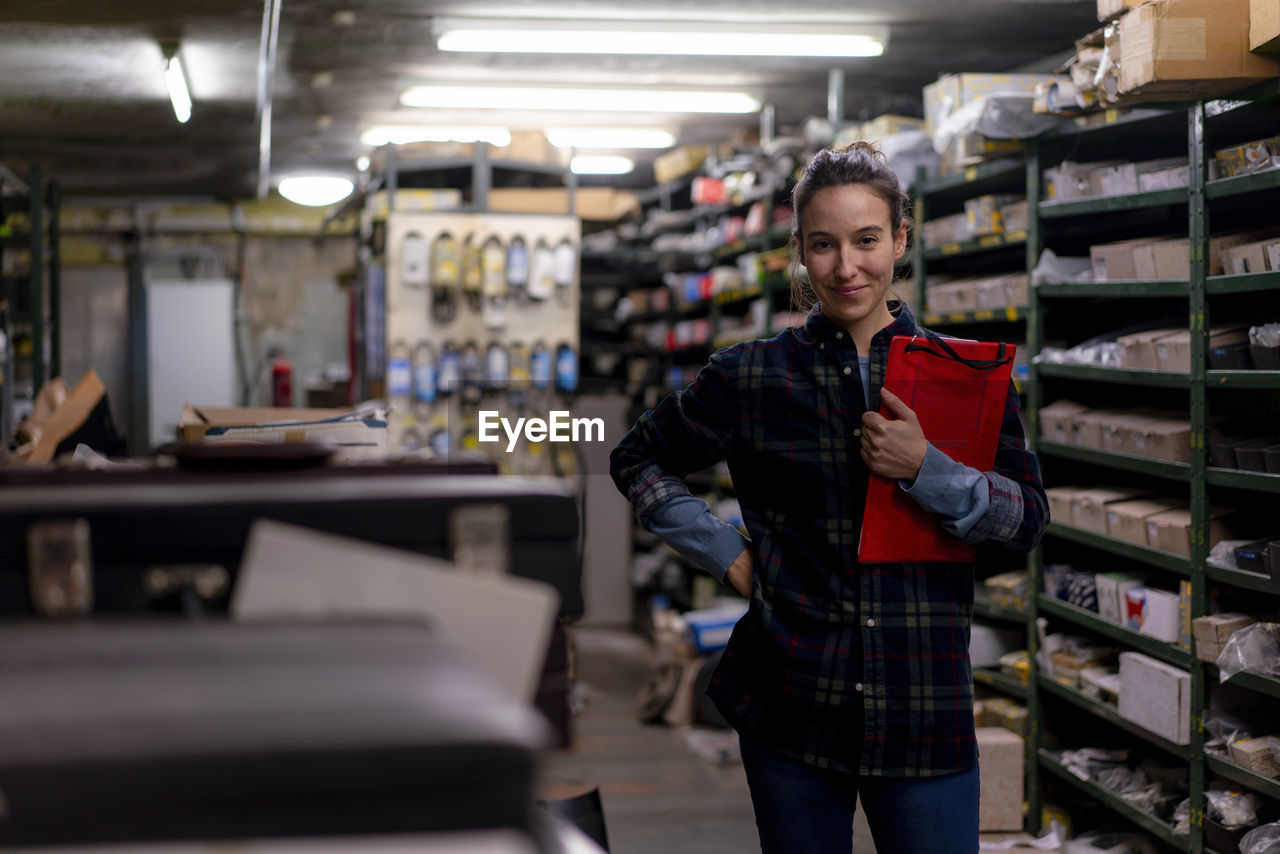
top-left (644, 494), bottom-right (750, 583)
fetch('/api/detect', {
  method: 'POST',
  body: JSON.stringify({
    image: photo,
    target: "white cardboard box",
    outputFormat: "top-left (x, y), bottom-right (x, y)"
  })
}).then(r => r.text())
top-left (1096, 571), bottom-right (1145, 624)
top-left (1126, 586), bottom-right (1181, 643)
top-left (977, 726), bottom-right (1025, 831)
top-left (1117, 651), bottom-right (1190, 745)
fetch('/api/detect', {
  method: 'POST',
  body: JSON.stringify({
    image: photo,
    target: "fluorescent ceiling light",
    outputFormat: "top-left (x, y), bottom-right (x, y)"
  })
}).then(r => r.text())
top-left (570, 155), bottom-right (634, 175)
top-left (360, 125), bottom-right (512, 147)
top-left (400, 86), bottom-right (759, 114)
top-left (278, 175), bottom-right (354, 207)
top-left (435, 19), bottom-right (887, 57)
top-left (164, 53), bottom-right (192, 124)
top-left (546, 128), bottom-right (675, 149)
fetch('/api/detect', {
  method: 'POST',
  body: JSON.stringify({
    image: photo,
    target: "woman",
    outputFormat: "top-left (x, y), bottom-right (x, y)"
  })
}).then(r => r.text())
top-left (610, 141), bottom-right (1047, 854)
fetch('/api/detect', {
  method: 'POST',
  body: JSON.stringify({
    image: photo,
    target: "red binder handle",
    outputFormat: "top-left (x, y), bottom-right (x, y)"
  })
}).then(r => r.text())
top-left (904, 335), bottom-right (1013, 372)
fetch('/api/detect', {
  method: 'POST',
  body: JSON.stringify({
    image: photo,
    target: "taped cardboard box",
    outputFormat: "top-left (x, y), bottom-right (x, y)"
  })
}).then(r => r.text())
top-left (1154, 326), bottom-right (1250, 372)
top-left (1221, 238), bottom-right (1277, 274)
top-left (1040, 399), bottom-right (1091, 443)
top-left (1099, 410), bottom-right (1167, 454)
top-left (1193, 612), bottom-right (1255, 661)
top-left (1118, 651), bottom-right (1190, 744)
top-left (1091, 236), bottom-right (1165, 281)
top-left (1144, 505), bottom-right (1235, 557)
top-left (1072, 486), bottom-right (1152, 535)
top-left (1115, 328), bottom-right (1184, 370)
top-left (1148, 233), bottom-right (1267, 279)
top-left (1069, 408), bottom-right (1124, 449)
top-left (1099, 0), bottom-right (1148, 21)
top-left (1106, 497), bottom-right (1185, 545)
top-left (1252, 0), bottom-right (1280, 51)
top-left (1046, 485), bottom-right (1086, 525)
top-left (1130, 418), bottom-right (1193, 462)
top-left (1118, 0), bottom-right (1280, 99)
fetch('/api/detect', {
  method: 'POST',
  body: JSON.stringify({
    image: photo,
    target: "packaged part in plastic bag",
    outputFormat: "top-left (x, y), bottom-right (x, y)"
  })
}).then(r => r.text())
top-left (1216, 623), bottom-right (1280, 682)
top-left (1240, 821), bottom-right (1280, 854)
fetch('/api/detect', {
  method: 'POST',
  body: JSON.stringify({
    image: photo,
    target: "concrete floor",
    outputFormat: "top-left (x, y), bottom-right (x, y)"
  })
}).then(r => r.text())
top-left (538, 626), bottom-right (876, 854)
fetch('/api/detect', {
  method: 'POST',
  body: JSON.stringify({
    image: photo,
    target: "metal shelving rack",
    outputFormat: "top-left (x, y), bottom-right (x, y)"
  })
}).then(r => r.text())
top-left (0, 164), bottom-right (58, 441)
top-left (1023, 85), bottom-right (1280, 850)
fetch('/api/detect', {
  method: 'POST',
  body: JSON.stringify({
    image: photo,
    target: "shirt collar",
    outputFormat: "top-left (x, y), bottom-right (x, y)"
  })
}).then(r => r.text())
top-left (798, 298), bottom-right (919, 347)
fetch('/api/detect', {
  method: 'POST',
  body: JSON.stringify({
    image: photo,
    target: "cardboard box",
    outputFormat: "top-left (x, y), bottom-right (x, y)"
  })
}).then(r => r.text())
top-left (176, 404), bottom-right (387, 462)
top-left (1116, 327), bottom-right (1185, 370)
top-left (1091, 237), bottom-right (1164, 281)
top-left (1093, 158), bottom-right (1187, 197)
top-left (1073, 487), bottom-right (1152, 535)
top-left (1144, 506), bottom-right (1234, 557)
top-left (1040, 399), bottom-right (1091, 444)
top-left (1118, 651), bottom-right (1190, 744)
top-left (488, 187), bottom-right (639, 221)
top-left (1130, 418), bottom-right (1193, 462)
top-left (1046, 486), bottom-right (1085, 525)
top-left (1000, 200), bottom-right (1030, 233)
top-left (653, 145), bottom-right (710, 185)
top-left (1099, 0), bottom-right (1148, 20)
top-left (1154, 326), bottom-right (1249, 372)
top-left (1125, 586), bottom-right (1181, 642)
top-left (1229, 737), bottom-right (1280, 776)
top-left (1100, 410), bottom-right (1167, 454)
top-left (857, 114), bottom-right (925, 141)
top-left (966, 194), bottom-right (1025, 236)
top-left (1119, 0), bottom-right (1280, 98)
top-left (1214, 135), bottom-right (1280, 176)
top-left (1221, 239), bottom-right (1275, 274)
top-left (923, 72), bottom-right (1065, 136)
top-left (1045, 160), bottom-right (1124, 200)
top-left (943, 133), bottom-right (1025, 168)
top-left (1138, 164), bottom-right (1191, 191)
top-left (1097, 571), bottom-right (1146, 623)
top-left (1106, 498), bottom-right (1184, 545)
top-left (977, 727), bottom-right (1025, 831)
top-left (1193, 612), bottom-right (1256, 661)
top-left (1070, 409), bottom-right (1124, 449)
top-left (1252, 0), bottom-right (1280, 51)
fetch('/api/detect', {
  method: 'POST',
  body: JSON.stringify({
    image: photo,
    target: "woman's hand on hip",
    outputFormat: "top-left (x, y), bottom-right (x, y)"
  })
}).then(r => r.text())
top-left (861, 388), bottom-right (927, 483)
top-left (725, 548), bottom-right (753, 597)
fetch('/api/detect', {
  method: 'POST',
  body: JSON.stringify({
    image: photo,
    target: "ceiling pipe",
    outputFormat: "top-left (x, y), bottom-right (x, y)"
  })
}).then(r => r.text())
top-left (256, 0), bottom-right (283, 198)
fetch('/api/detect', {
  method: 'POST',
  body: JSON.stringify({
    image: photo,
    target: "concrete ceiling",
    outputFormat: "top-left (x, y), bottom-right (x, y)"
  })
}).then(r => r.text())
top-left (0, 1), bottom-right (1100, 200)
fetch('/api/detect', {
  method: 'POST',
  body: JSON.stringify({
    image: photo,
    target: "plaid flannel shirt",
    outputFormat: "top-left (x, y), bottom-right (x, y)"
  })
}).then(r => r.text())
top-left (610, 301), bottom-right (1047, 776)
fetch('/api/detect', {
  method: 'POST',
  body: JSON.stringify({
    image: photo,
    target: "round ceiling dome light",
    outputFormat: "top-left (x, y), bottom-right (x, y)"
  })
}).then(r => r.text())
top-left (277, 175), bottom-right (355, 207)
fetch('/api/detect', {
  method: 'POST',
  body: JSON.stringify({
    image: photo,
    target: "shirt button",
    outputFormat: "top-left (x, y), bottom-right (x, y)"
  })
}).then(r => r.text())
top-left (855, 682), bottom-right (864, 692)
top-left (835, 331), bottom-right (845, 340)
top-left (866, 618), bottom-right (876, 627)
top-left (843, 366), bottom-right (852, 375)
top-left (853, 428), bottom-right (863, 438)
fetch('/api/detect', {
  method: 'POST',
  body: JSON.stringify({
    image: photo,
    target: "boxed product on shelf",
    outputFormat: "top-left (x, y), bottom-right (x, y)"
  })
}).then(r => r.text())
top-left (976, 727), bottom-right (1025, 831)
top-left (1068, 408), bottom-right (1124, 449)
top-left (653, 145), bottom-right (710, 185)
top-left (920, 212), bottom-right (974, 248)
top-left (1145, 506), bottom-right (1236, 558)
top-left (856, 114), bottom-right (925, 141)
top-left (1124, 586), bottom-right (1181, 642)
top-left (999, 649), bottom-right (1030, 684)
top-left (1105, 497), bottom-right (1184, 546)
top-left (1154, 326), bottom-right (1250, 372)
top-left (1090, 236), bottom-right (1166, 281)
top-left (1129, 418), bottom-right (1193, 463)
top-left (1072, 487), bottom-right (1152, 534)
top-left (1000, 200), bottom-right (1029, 233)
top-left (1080, 665), bottom-right (1122, 704)
top-left (1214, 134), bottom-right (1280, 177)
top-left (1115, 328), bottom-right (1185, 369)
top-left (1096, 572), bottom-right (1146, 624)
top-left (1098, 410), bottom-right (1165, 454)
top-left (1222, 238), bottom-right (1280, 274)
top-left (1138, 163), bottom-right (1191, 192)
top-left (1091, 157), bottom-right (1188, 196)
top-left (1117, 651), bottom-right (1191, 744)
top-left (1046, 485), bottom-right (1085, 525)
top-left (1063, 569), bottom-right (1099, 612)
top-left (965, 194), bottom-right (1025, 236)
top-left (1228, 736), bottom-right (1280, 777)
top-left (1117, 0), bottom-right (1280, 99)
top-left (1044, 160), bottom-right (1124, 200)
top-left (984, 570), bottom-right (1030, 612)
top-left (922, 72), bottom-right (1066, 136)
top-left (1040, 399), bottom-right (1091, 443)
top-left (1194, 613), bottom-right (1257, 662)
top-left (972, 273), bottom-right (1029, 309)
top-left (926, 278), bottom-right (980, 311)
top-left (1253, 0), bottom-right (1280, 51)
top-left (984, 697), bottom-right (1028, 736)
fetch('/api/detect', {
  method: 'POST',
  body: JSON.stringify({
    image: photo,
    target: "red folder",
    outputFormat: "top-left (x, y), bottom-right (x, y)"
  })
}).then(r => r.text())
top-left (858, 334), bottom-right (1016, 563)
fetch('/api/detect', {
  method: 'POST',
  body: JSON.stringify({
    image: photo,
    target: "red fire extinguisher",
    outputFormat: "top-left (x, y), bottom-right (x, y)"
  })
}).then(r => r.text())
top-left (270, 349), bottom-right (293, 407)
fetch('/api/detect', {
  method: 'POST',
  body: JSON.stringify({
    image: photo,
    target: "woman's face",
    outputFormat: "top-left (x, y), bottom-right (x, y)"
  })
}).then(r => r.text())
top-left (798, 183), bottom-right (907, 337)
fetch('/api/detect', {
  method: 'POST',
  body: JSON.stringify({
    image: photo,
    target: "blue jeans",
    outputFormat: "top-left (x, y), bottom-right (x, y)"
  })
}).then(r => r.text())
top-left (738, 733), bottom-right (981, 854)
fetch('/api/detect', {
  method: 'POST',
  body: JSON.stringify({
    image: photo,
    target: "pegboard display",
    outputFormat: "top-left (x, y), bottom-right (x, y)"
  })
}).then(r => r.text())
top-left (385, 212), bottom-right (581, 473)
